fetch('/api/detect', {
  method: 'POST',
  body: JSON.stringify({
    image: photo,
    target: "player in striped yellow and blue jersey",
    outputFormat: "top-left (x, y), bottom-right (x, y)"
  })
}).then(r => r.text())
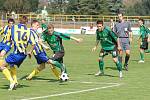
top-left (0, 18), bottom-right (15, 57)
top-left (0, 16), bottom-right (35, 90)
top-left (26, 20), bottom-right (64, 80)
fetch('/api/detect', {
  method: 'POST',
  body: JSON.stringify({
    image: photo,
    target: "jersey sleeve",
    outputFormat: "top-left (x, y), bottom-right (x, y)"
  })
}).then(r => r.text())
top-left (54, 32), bottom-right (71, 40)
top-left (127, 22), bottom-right (132, 32)
top-left (113, 23), bottom-right (117, 33)
top-left (145, 27), bottom-right (150, 34)
top-left (29, 31), bottom-right (36, 45)
top-left (41, 33), bottom-right (47, 41)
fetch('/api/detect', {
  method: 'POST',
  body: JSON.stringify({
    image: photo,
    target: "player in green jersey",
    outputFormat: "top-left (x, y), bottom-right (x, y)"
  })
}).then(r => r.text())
top-left (37, 24), bottom-right (82, 79)
top-left (92, 20), bottom-right (122, 78)
top-left (138, 18), bottom-right (150, 63)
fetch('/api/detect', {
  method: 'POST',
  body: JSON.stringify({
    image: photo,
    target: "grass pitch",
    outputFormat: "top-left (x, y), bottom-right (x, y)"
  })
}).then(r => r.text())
top-left (0, 35), bottom-right (150, 100)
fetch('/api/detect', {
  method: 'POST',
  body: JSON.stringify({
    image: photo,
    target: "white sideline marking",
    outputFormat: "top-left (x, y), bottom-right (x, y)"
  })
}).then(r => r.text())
top-left (20, 83), bottom-right (121, 100)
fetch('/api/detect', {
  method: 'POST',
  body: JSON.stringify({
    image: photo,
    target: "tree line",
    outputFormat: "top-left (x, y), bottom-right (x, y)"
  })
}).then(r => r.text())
top-left (0, 0), bottom-right (149, 15)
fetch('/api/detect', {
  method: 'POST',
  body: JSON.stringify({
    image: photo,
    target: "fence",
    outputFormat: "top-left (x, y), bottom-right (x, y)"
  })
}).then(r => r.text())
top-left (1, 13), bottom-right (150, 29)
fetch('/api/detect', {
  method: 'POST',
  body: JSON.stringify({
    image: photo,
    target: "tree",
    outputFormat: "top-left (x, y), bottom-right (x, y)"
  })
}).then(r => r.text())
top-left (126, 0), bottom-right (150, 15)
top-left (3, 0), bottom-right (39, 13)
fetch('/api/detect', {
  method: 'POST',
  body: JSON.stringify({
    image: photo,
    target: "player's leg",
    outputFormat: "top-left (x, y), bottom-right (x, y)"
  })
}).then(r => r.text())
top-left (112, 50), bottom-right (122, 78)
top-left (138, 41), bottom-right (147, 63)
top-left (95, 50), bottom-right (105, 76)
top-left (0, 58), bottom-right (15, 90)
top-left (50, 65), bottom-right (60, 79)
top-left (49, 52), bottom-right (65, 73)
top-left (9, 65), bottom-right (18, 85)
top-left (26, 63), bottom-right (45, 80)
top-left (123, 42), bottom-right (130, 71)
top-left (144, 41), bottom-right (150, 53)
top-left (124, 50), bottom-right (130, 71)
top-left (118, 42), bottom-right (123, 65)
top-left (5, 53), bottom-right (27, 90)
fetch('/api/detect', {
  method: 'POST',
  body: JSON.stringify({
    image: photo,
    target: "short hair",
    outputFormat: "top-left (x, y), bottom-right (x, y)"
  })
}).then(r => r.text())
top-left (96, 20), bottom-right (103, 25)
top-left (31, 19), bottom-right (39, 26)
top-left (8, 18), bottom-right (15, 23)
top-left (117, 12), bottom-right (123, 16)
top-left (20, 16), bottom-right (28, 24)
top-left (138, 18), bottom-right (144, 24)
top-left (47, 24), bottom-right (54, 29)
top-left (41, 19), bottom-right (46, 21)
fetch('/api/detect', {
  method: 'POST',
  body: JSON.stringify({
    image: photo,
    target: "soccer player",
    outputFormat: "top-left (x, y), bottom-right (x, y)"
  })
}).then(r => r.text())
top-left (41, 24), bottom-right (82, 77)
top-left (0, 18), bottom-right (15, 57)
top-left (26, 20), bottom-right (67, 80)
top-left (110, 18), bottom-right (115, 31)
top-left (138, 18), bottom-right (150, 63)
top-left (92, 20), bottom-right (122, 78)
top-left (114, 12), bottom-right (133, 71)
top-left (41, 19), bottom-right (47, 31)
top-left (0, 16), bottom-right (35, 90)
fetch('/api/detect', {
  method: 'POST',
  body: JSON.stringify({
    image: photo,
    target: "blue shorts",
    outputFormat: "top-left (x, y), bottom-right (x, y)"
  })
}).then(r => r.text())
top-left (0, 43), bottom-right (11, 53)
top-left (34, 52), bottom-right (49, 64)
top-left (120, 42), bottom-right (130, 51)
top-left (5, 53), bottom-right (27, 67)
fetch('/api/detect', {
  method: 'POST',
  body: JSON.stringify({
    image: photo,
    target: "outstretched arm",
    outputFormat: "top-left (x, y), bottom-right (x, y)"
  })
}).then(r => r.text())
top-left (92, 40), bottom-right (99, 52)
top-left (38, 38), bottom-right (49, 50)
top-left (70, 36), bottom-right (83, 43)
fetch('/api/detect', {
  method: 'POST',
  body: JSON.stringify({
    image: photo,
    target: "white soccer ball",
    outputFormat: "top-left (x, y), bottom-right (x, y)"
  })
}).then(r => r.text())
top-left (60, 73), bottom-right (69, 81)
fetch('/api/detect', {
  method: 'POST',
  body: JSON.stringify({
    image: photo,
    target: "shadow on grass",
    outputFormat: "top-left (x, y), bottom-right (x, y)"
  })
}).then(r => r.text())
top-left (19, 75), bottom-right (59, 82)
top-left (105, 67), bottom-right (118, 70)
top-left (86, 73), bottom-right (118, 77)
top-left (0, 84), bottom-right (30, 90)
top-left (130, 59), bottom-right (139, 62)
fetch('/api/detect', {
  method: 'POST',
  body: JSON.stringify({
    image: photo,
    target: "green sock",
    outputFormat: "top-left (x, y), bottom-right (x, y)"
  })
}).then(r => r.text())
top-left (116, 61), bottom-right (122, 72)
top-left (99, 61), bottom-right (104, 73)
top-left (51, 60), bottom-right (63, 71)
top-left (140, 52), bottom-right (144, 61)
top-left (62, 63), bottom-right (67, 73)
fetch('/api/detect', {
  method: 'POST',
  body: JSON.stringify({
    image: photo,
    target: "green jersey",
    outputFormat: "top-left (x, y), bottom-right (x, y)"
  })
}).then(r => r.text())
top-left (96, 26), bottom-right (118, 51)
top-left (41, 23), bottom-right (48, 33)
top-left (42, 31), bottom-right (70, 52)
top-left (139, 25), bottom-right (150, 42)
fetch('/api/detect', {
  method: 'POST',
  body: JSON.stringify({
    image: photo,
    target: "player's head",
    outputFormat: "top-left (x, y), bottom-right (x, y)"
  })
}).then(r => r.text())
top-left (20, 16), bottom-right (28, 24)
top-left (31, 20), bottom-right (40, 30)
top-left (118, 12), bottom-right (124, 22)
top-left (41, 19), bottom-right (46, 23)
top-left (47, 24), bottom-right (54, 35)
top-left (138, 18), bottom-right (144, 26)
top-left (110, 18), bottom-right (113, 22)
top-left (96, 20), bottom-right (104, 31)
top-left (8, 18), bottom-right (15, 28)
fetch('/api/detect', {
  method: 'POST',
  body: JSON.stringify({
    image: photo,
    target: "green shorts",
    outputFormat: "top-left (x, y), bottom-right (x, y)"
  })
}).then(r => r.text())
top-left (100, 48), bottom-right (118, 58)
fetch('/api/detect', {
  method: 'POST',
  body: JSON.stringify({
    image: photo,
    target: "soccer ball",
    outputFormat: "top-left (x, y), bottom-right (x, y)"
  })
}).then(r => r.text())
top-left (60, 73), bottom-right (69, 81)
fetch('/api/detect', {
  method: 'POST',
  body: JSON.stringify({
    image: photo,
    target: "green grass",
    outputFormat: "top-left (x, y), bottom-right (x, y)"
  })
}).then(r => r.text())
top-left (0, 35), bottom-right (150, 100)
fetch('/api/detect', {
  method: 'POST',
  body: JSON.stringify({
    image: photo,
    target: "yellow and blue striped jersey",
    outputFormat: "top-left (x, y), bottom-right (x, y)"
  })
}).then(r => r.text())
top-left (0, 25), bottom-right (12, 46)
top-left (29, 29), bottom-right (45, 55)
top-left (11, 23), bottom-right (33, 54)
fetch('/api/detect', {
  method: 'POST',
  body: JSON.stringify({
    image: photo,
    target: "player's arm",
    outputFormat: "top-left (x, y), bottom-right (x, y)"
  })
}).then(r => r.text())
top-left (57, 32), bottom-right (83, 43)
top-left (38, 38), bottom-right (49, 50)
top-left (70, 36), bottom-right (83, 43)
top-left (92, 40), bottom-right (100, 52)
top-left (129, 31), bottom-right (133, 43)
top-left (27, 33), bottom-right (36, 58)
